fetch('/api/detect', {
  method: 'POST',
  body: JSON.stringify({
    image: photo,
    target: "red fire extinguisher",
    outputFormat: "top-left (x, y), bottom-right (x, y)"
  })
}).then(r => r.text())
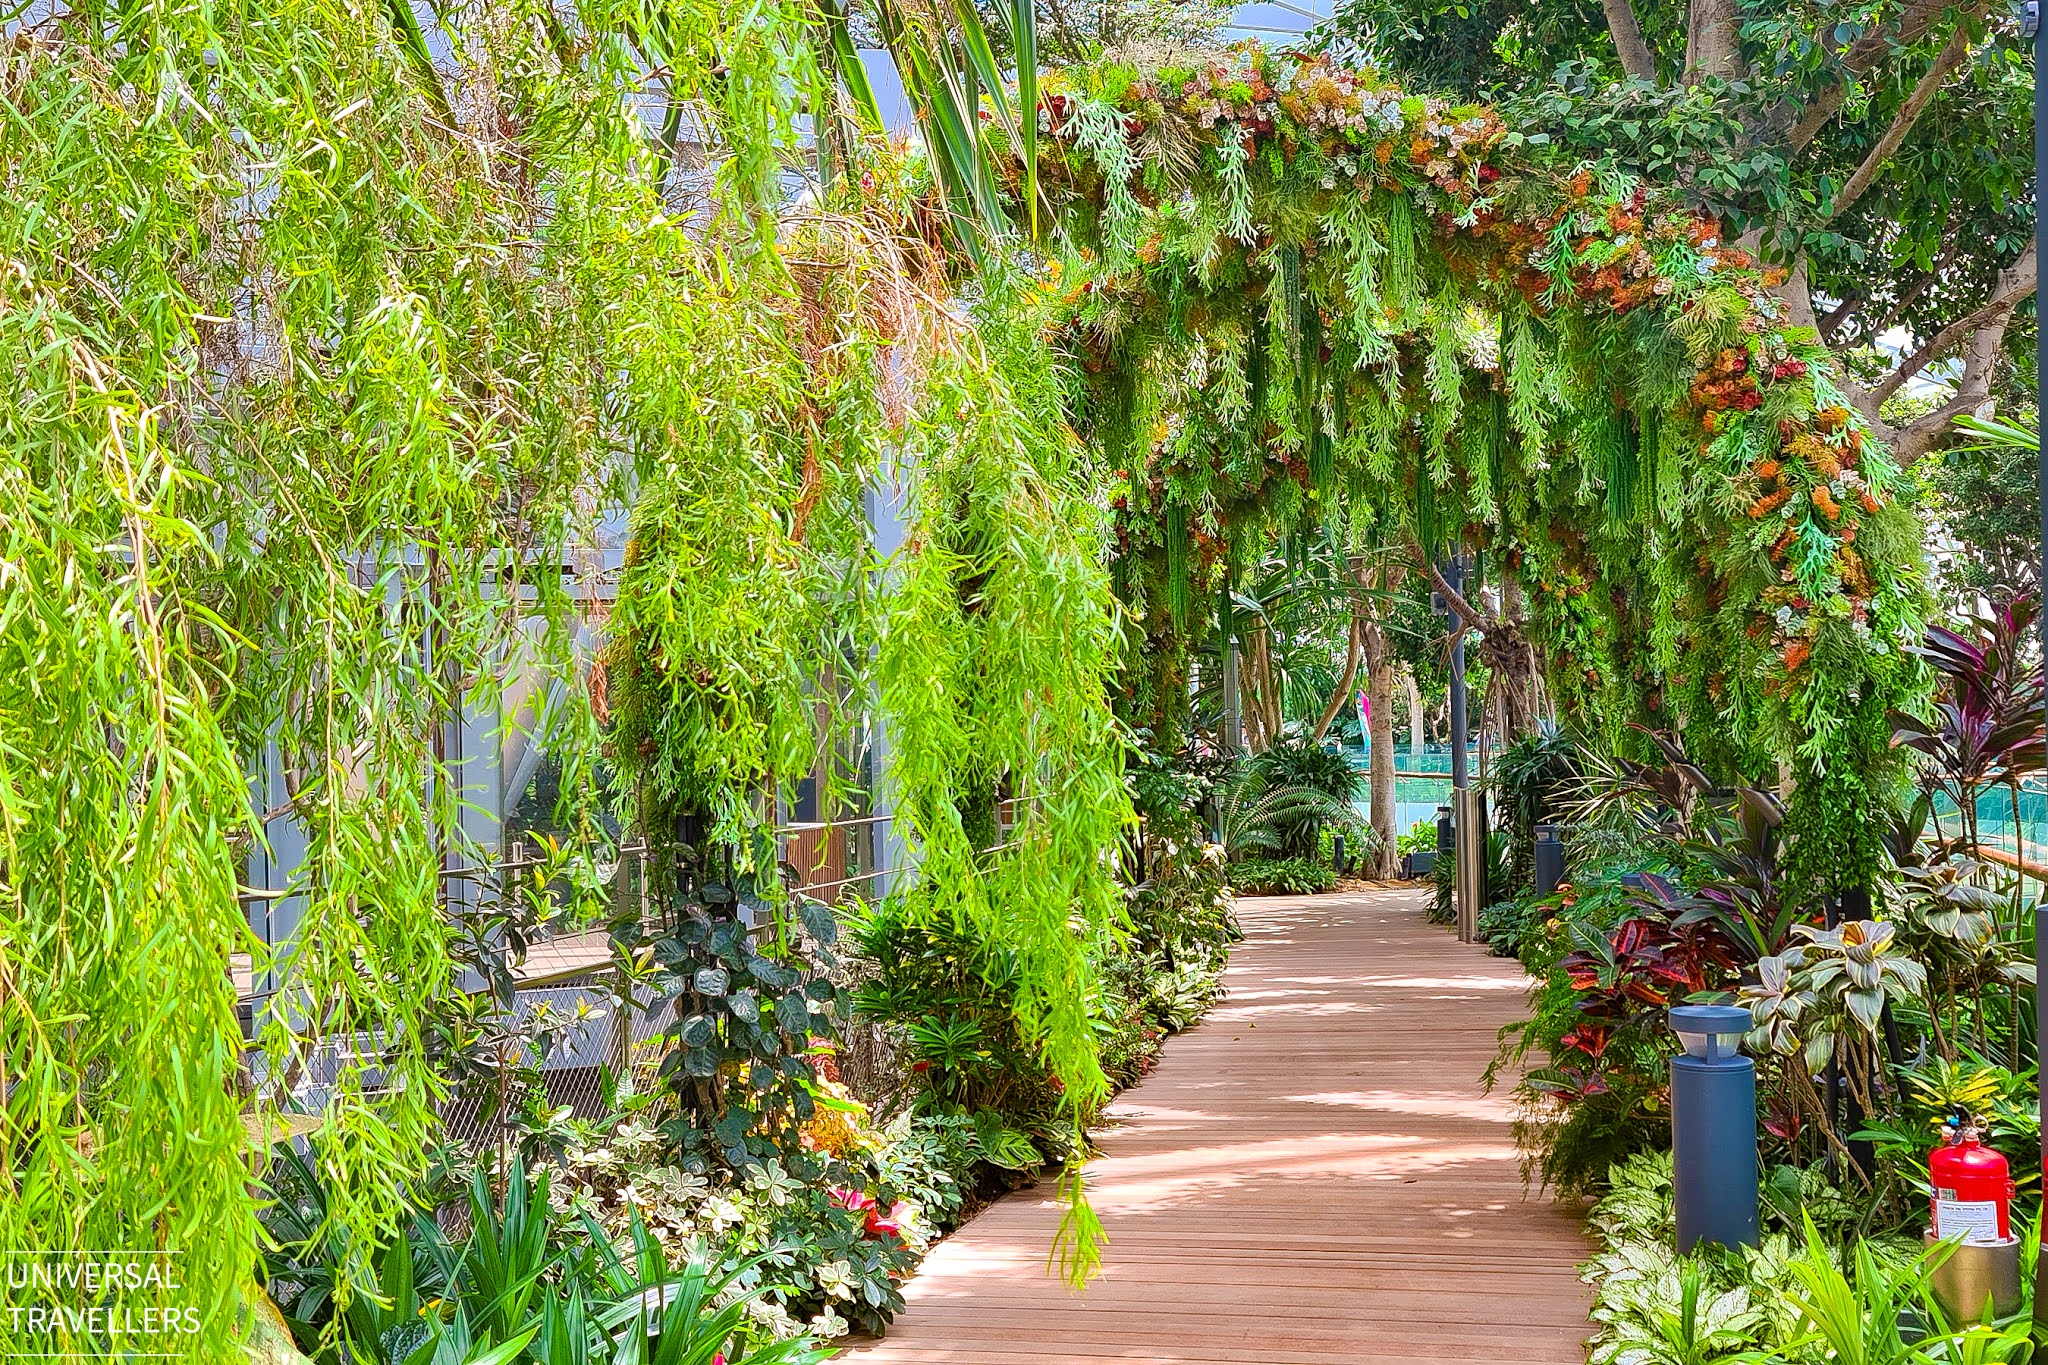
top-left (1929, 1107), bottom-right (2015, 1245)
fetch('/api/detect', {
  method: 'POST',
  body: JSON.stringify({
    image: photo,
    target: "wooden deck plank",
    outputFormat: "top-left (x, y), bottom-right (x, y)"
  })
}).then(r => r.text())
top-left (838, 888), bottom-right (1593, 1363)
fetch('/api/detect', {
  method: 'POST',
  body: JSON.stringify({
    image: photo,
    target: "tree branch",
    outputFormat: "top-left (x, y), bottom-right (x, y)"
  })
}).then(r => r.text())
top-left (1404, 542), bottom-right (1494, 631)
top-left (1311, 617), bottom-right (1364, 743)
top-left (1777, 0), bottom-right (1970, 151)
top-left (1888, 314), bottom-right (2020, 462)
top-left (1601, 0), bottom-right (1658, 80)
top-left (1869, 242), bottom-right (1959, 337)
top-left (1824, 23), bottom-right (1973, 224)
top-left (1868, 241), bottom-right (2035, 408)
top-left (1823, 240), bottom-right (1959, 347)
top-left (1817, 289), bottom-right (1863, 341)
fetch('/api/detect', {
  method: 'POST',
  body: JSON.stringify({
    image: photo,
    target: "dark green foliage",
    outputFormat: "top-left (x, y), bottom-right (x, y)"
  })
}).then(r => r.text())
top-left (848, 895), bottom-right (1077, 1167)
top-left (621, 861), bottom-right (847, 1174)
top-left (1228, 855), bottom-right (1338, 896)
top-left (1428, 843), bottom-right (1457, 925)
top-left (1249, 738), bottom-right (1361, 801)
top-left (1929, 412), bottom-right (2041, 605)
top-left (850, 834), bottom-right (1234, 1173)
top-left (262, 1149), bottom-right (829, 1363)
top-left (1476, 889), bottom-right (1544, 959)
top-left (1489, 862), bottom-right (1680, 1196)
top-left (1127, 841), bottom-right (1240, 968)
top-left (1783, 687), bottom-right (1899, 908)
top-left (1489, 729), bottom-right (1581, 895)
top-left (1247, 739), bottom-right (1362, 858)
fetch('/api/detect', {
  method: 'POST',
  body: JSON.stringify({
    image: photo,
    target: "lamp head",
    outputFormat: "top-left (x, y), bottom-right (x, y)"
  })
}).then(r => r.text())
top-left (1670, 1004), bottom-right (1750, 1064)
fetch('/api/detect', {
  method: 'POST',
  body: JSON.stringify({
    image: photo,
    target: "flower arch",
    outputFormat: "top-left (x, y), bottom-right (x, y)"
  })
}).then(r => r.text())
top-left (1029, 46), bottom-right (1930, 899)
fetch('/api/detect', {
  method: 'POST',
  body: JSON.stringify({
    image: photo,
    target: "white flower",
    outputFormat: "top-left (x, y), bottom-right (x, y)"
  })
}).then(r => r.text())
top-left (810, 1308), bottom-right (851, 1338)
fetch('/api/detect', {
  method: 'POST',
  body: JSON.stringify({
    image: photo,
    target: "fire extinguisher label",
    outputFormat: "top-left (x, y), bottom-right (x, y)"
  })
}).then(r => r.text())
top-left (1933, 1199), bottom-right (2003, 1245)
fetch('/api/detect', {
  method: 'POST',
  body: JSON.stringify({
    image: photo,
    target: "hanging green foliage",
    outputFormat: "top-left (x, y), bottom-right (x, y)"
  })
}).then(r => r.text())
top-left (1029, 45), bottom-right (1928, 899)
top-left (600, 233), bottom-right (1132, 1278)
top-left (0, 3), bottom-right (1126, 1355)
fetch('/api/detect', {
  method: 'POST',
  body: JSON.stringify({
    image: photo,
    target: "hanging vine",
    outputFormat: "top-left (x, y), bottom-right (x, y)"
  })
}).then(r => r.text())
top-left (1, 4), bottom-right (1128, 1357)
top-left (1029, 46), bottom-right (1928, 903)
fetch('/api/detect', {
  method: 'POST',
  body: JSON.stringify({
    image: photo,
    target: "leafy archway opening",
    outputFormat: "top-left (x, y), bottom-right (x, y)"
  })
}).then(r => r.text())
top-left (1027, 46), bottom-right (1930, 904)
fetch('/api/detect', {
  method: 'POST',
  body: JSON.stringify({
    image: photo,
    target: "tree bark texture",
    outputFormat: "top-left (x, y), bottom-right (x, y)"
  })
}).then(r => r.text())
top-left (1363, 625), bottom-right (1400, 877)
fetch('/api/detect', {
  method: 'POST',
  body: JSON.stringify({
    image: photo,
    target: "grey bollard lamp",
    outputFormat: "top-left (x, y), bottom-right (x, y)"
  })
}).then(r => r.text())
top-left (1533, 824), bottom-right (1564, 898)
top-left (1669, 1004), bottom-right (1759, 1253)
top-left (1436, 803), bottom-right (1454, 856)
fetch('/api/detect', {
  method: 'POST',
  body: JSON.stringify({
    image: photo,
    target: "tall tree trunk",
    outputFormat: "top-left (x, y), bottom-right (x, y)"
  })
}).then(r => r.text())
top-left (1684, 0), bottom-right (1743, 82)
top-left (1240, 624), bottom-right (1278, 753)
top-left (1404, 667), bottom-right (1425, 760)
top-left (1363, 627), bottom-right (1399, 877)
top-left (1351, 558), bottom-right (1406, 877)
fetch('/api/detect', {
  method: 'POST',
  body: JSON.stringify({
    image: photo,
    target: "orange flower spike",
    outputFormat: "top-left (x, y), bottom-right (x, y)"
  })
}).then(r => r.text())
top-left (1782, 639), bottom-right (1812, 672)
top-left (1748, 488), bottom-right (1793, 518)
top-left (1811, 485), bottom-right (1841, 520)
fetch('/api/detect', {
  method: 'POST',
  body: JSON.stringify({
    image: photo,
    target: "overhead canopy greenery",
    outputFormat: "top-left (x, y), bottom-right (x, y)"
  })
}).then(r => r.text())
top-left (1026, 45), bottom-right (1929, 905)
top-left (1316, 0), bottom-right (2037, 461)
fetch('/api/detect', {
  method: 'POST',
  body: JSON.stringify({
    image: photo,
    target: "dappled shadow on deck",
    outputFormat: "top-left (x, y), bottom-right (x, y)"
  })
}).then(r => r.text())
top-left (836, 889), bottom-right (1593, 1365)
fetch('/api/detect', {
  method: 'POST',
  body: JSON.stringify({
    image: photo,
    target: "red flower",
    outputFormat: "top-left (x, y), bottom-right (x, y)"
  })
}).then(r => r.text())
top-left (865, 1200), bottom-right (909, 1239)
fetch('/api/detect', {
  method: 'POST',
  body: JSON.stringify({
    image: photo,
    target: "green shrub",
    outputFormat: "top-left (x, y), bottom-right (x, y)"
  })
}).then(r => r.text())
top-left (1228, 855), bottom-right (1338, 895)
top-left (1427, 844), bottom-right (1456, 924)
top-left (847, 895), bottom-right (1077, 1168)
top-left (1245, 740), bottom-right (1361, 857)
top-left (263, 1146), bottom-right (838, 1358)
top-left (1489, 729), bottom-right (1580, 895)
top-left (1476, 892), bottom-right (1542, 958)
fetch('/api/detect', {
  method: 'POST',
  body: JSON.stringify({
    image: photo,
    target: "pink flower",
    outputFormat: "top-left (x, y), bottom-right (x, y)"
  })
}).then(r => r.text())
top-left (829, 1186), bottom-right (876, 1215)
top-left (865, 1200), bottom-right (909, 1239)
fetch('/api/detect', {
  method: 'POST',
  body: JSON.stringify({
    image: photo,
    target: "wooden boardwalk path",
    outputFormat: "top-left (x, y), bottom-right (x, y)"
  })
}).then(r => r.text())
top-left (840, 887), bottom-right (1593, 1364)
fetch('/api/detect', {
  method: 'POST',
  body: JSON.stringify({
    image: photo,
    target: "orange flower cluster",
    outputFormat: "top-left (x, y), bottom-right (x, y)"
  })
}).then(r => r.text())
top-left (1690, 347), bottom-right (1759, 418)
